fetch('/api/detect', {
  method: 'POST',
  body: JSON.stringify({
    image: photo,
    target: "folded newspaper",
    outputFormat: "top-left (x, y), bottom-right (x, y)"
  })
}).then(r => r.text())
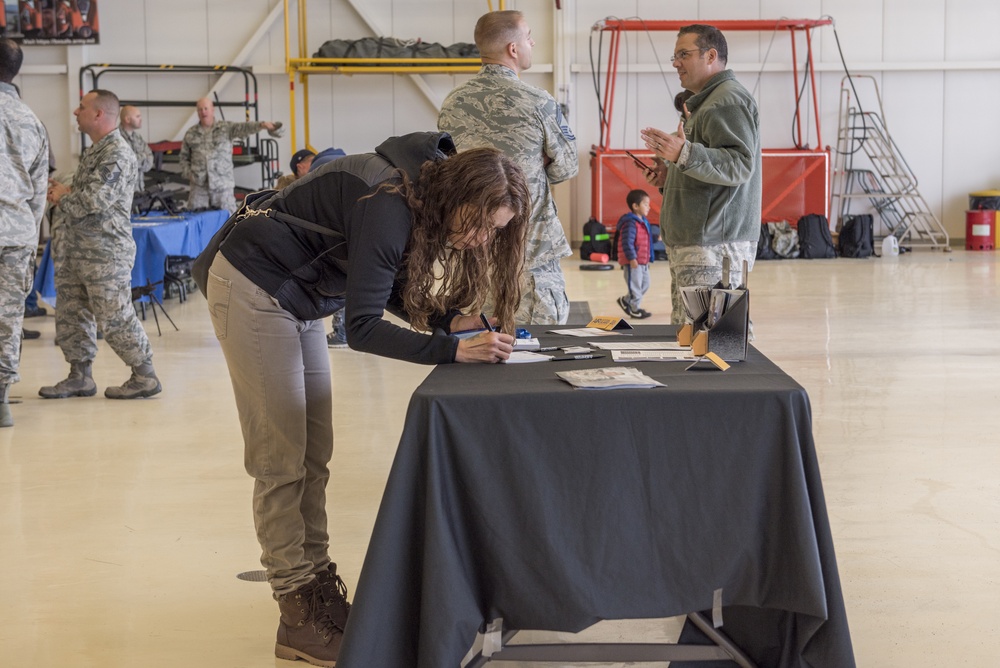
top-left (555, 366), bottom-right (664, 390)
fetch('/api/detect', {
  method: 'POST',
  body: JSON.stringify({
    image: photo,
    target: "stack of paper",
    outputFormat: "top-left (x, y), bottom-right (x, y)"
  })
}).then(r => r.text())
top-left (555, 367), bottom-right (664, 390)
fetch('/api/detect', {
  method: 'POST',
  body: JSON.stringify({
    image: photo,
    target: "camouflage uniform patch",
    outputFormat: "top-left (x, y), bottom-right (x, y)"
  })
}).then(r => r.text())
top-left (0, 81), bottom-right (49, 384)
top-left (52, 128), bottom-right (152, 367)
top-left (438, 64), bottom-right (577, 324)
top-left (179, 120), bottom-right (264, 213)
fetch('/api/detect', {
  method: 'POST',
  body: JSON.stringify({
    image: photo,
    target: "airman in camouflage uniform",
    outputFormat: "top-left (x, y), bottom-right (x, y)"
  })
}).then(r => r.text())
top-left (0, 38), bottom-right (50, 427)
top-left (438, 10), bottom-right (577, 325)
top-left (179, 97), bottom-right (279, 213)
top-left (40, 89), bottom-right (162, 401)
top-left (119, 105), bottom-right (153, 194)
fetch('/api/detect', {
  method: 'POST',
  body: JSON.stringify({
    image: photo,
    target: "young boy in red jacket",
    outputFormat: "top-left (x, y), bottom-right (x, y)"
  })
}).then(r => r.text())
top-left (616, 189), bottom-right (654, 319)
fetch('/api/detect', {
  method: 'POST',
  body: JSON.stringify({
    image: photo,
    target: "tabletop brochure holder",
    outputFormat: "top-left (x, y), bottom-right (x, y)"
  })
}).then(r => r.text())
top-left (676, 258), bottom-right (749, 362)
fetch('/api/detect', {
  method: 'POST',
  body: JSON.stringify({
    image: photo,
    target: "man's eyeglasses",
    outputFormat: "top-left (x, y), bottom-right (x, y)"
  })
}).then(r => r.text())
top-left (671, 48), bottom-right (706, 63)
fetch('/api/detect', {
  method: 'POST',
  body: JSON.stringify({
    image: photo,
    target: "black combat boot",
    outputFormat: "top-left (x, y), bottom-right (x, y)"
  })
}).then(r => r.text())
top-left (274, 578), bottom-right (342, 667)
top-left (39, 361), bottom-right (97, 399)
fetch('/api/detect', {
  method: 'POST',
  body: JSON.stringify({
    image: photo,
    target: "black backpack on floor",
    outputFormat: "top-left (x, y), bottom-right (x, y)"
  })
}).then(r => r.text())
top-left (797, 214), bottom-right (836, 259)
top-left (837, 214), bottom-right (874, 258)
top-left (580, 217), bottom-right (612, 259)
top-left (756, 223), bottom-right (778, 260)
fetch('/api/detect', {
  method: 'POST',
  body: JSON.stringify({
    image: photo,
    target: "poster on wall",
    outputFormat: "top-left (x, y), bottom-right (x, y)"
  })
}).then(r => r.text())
top-left (1, 1), bottom-right (99, 45)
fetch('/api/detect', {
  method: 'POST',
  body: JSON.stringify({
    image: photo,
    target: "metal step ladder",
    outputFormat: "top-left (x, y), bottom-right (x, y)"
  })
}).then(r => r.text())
top-left (830, 75), bottom-right (949, 249)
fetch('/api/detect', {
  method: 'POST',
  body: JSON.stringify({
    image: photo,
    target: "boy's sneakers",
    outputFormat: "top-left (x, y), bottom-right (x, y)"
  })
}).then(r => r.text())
top-left (616, 296), bottom-right (633, 316)
top-left (616, 296), bottom-right (651, 319)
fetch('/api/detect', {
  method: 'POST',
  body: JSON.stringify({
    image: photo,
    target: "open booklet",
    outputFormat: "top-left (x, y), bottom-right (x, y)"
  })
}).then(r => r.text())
top-left (555, 367), bottom-right (664, 390)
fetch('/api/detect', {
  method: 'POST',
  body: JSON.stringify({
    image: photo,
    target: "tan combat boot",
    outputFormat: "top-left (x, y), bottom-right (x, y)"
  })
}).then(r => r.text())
top-left (39, 361), bottom-right (98, 399)
top-left (105, 363), bottom-right (161, 400)
top-left (1, 383), bottom-right (12, 428)
top-left (274, 578), bottom-right (342, 667)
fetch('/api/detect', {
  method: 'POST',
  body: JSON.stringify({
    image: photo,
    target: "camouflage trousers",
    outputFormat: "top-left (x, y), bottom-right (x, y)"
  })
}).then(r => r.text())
top-left (517, 258), bottom-right (570, 325)
top-left (187, 183), bottom-right (237, 213)
top-left (667, 241), bottom-right (756, 324)
top-left (53, 253), bottom-right (153, 368)
top-left (0, 246), bottom-right (36, 385)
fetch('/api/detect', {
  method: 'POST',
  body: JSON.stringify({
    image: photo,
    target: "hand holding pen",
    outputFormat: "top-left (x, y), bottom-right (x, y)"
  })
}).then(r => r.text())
top-left (454, 313), bottom-right (513, 364)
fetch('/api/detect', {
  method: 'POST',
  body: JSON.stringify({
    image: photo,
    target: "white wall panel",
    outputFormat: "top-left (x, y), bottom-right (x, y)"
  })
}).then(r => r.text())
top-left (943, 0), bottom-right (1000, 62)
top-left (883, 0), bottom-right (944, 62)
top-left (820, 0), bottom-right (882, 63)
top-left (942, 71), bottom-right (1000, 232)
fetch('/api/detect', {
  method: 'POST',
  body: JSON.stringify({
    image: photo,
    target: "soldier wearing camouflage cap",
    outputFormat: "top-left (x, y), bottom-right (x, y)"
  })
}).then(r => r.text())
top-left (0, 38), bottom-right (50, 427)
top-left (41, 89), bottom-right (162, 401)
top-left (179, 97), bottom-right (280, 213)
top-left (438, 9), bottom-right (578, 325)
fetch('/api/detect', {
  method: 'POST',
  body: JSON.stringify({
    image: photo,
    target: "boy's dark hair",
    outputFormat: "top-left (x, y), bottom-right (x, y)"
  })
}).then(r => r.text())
top-left (679, 24), bottom-right (728, 65)
top-left (0, 38), bottom-right (25, 83)
top-left (626, 189), bottom-right (650, 210)
top-left (674, 90), bottom-right (693, 114)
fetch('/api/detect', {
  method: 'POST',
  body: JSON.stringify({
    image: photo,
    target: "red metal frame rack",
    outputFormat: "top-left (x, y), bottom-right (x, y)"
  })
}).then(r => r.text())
top-left (591, 18), bottom-right (833, 229)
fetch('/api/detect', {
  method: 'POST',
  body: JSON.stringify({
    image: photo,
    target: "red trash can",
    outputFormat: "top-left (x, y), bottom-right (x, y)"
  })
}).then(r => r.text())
top-left (966, 210), bottom-right (995, 250)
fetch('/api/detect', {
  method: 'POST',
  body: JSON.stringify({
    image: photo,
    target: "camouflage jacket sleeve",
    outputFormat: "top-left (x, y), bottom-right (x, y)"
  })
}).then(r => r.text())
top-left (0, 85), bottom-right (50, 246)
top-left (130, 131), bottom-right (153, 173)
top-left (178, 128), bottom-right (193, 181)
top-left (541, 100), bottom-right (578, 185)
top-left (28, 131), bottom-right (49, 233)
top-left (58, 130), bottom-right (138, 221)
top-left (225, 120), bottom-right (264, 140)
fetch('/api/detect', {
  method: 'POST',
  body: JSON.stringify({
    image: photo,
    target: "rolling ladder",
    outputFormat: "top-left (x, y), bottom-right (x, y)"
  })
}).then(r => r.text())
top-left (831, 75), bottom-right (949, 249)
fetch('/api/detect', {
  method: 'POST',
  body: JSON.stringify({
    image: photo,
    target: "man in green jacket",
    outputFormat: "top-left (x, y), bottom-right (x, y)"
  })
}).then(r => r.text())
top-left (641, 24), bottom-right (761, 324)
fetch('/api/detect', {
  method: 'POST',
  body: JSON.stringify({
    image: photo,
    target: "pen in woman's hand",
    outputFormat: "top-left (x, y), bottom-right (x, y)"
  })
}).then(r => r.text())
top-left (480, 313), bottom-right (495, 332)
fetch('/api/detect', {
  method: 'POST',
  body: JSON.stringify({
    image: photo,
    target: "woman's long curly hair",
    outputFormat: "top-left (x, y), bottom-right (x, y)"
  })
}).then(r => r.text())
top-left (384, 148), bottom-right (529, 333)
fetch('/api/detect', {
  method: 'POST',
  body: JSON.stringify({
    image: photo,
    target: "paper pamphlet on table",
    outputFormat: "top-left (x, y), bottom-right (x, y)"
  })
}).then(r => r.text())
top-left (503, 351), bottom-right (554, 364)
top-left (561, 346), bottom-right (593, 354)
top-left (555, 367), bottom-right (664, 389)
top-left (680, 286), bottom-right (711, 321)
top-left (545, 327), bottom-right (620, 337)
top-left (592, 341), bottom-right (689, 351)
top-left (611, 350), bottom-right (698, 362)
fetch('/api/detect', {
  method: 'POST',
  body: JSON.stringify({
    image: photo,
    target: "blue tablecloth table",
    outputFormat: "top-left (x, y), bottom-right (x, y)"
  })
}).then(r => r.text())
top-left (35, 210), bottom-right (230, 303)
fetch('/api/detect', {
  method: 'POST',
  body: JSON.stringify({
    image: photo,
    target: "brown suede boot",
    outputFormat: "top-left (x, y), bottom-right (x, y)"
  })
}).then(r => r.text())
top-left (38, 361), bottom-right (97, 399)
top-left (274, 579), bottom-right (342, 667)
top-left (314, 562), bottom-right (351, 631)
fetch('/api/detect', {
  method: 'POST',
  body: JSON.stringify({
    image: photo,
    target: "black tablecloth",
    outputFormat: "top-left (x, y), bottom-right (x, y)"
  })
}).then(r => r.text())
top-left (337, 326), bottom-right (855, 667)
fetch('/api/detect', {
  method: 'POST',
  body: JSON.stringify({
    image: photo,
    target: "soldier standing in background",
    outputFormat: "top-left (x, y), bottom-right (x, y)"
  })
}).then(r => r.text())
top-left (0, 38), bottom-right (50, 427)
top-left (438, 9), bottom-right (578, 325)
top-left (119, 104), bottom-right (153, 195)
top-left (179, 97), bottom-right (280, 213)
top-left (40, 89), bottom-right (162, 401)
